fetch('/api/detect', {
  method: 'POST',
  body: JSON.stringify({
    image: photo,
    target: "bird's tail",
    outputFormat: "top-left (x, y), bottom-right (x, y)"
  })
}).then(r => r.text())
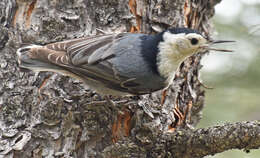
top-left (16, 45), bottom-right (69, 73)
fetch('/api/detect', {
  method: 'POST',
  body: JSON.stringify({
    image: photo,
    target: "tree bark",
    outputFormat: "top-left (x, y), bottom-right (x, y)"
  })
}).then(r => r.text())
top-left (0, 0), bottom-right (259, 158)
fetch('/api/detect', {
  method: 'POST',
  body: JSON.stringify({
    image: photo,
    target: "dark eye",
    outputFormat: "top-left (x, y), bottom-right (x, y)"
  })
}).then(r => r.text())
top-left (190, 38), bottom-right (198, 45)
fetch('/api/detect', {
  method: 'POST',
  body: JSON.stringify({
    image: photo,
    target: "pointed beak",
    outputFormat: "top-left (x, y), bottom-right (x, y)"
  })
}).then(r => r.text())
top-left (210, 40), bottom-right (236, 44)
top-left (201, 40), bottom-right (235, 52)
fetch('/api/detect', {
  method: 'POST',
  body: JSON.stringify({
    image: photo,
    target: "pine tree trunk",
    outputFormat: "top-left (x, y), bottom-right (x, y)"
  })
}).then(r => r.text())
top-left (1, 0), bottom-right (260, 158)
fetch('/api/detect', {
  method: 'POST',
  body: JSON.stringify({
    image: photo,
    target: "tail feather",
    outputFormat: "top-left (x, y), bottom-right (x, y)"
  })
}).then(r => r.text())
top-left (16, 45), bottom-right (69, 73)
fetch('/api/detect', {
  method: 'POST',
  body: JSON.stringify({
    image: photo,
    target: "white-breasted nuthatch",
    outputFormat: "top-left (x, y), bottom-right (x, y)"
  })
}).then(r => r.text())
top-left (16, 28), bottom-right (233, 96)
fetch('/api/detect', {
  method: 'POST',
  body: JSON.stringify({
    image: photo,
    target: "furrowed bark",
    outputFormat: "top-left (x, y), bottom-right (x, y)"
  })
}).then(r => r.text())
top-left (1, 0), bottom-right (258, 158)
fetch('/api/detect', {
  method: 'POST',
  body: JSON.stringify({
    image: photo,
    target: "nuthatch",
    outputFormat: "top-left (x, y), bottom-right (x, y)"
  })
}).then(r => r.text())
top-left (17, 28), bottom-right (234, 96)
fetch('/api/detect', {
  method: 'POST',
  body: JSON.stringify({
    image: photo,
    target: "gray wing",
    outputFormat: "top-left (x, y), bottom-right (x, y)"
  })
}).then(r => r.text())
top-left (17, 33), bottom-right (164, 94)
top-left (44, 33), bottom-right (149, 94)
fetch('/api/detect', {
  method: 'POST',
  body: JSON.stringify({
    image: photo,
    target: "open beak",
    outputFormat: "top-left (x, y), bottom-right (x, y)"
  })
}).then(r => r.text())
top-left (201, 40), bottom-right (235, 52)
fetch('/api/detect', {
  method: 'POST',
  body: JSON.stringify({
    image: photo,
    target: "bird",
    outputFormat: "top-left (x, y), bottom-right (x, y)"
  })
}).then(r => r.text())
top-left (16, 27), bottom-right (234, 97)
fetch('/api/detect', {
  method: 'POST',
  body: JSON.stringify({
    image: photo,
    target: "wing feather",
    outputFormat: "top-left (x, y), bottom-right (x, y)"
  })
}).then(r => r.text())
top-left (62, 33), bottom-right (145, 93)
top-left (30, 33), bottom-right (144, 94)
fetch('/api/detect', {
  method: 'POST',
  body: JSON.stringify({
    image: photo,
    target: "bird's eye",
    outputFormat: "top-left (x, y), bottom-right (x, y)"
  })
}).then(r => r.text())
top-left (190, 38), bottom-right (198, 45)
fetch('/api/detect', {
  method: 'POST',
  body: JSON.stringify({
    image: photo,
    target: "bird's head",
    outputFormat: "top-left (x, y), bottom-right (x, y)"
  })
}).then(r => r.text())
top-left (159, 29), bottom-right (234, 59)
top-left (156, 28), bottom-right (234, 83)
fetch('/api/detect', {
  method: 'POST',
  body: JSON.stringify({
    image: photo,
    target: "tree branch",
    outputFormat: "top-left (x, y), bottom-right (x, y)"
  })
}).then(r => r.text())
top-left (165, 121), bottom-right (260, 158)
top-left (104, 121), bottom-right (260, 158)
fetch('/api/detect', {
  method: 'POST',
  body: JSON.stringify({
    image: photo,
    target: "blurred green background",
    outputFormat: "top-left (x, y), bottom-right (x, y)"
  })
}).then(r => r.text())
top-left (198, 0), bottom-right (260, 157)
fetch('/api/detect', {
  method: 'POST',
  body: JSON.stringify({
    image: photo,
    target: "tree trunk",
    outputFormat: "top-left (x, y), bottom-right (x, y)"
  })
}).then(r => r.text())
top-left (1, 0), bottom-right (260, 158)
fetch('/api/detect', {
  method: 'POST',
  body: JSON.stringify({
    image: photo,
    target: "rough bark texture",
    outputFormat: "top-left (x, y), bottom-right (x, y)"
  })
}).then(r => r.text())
top-left (0, 0), bottom-right (259, 158)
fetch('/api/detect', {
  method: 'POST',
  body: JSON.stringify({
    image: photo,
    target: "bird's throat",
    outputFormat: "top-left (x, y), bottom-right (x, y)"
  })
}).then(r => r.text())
top-left (157, 43), bottom-right (186, 85)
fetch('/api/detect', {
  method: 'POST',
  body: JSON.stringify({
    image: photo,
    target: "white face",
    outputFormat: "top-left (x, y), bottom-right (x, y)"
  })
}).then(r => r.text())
top-left (163, 32), bottom-right (208, 56)
top-left (157, 31), bottom-right (233, 82)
